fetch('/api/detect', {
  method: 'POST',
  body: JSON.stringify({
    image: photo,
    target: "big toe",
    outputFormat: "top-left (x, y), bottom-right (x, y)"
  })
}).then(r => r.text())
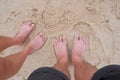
top-left (75, 34), bottom-right (80, 40)
top-left (23, 21), bottom-right (35, 29)
top-left (30, 23), bottom-right (35, 28)
top-left (28, 22), bottom-right (35, 29)
top-left (62, 35), bottom-right (67, 43)
top-left (81, 37), bottom-right (86, 45)
top-left (59, 36), bottom-right (62, 42)
top-left (59, 35), bottom-right (67, 44)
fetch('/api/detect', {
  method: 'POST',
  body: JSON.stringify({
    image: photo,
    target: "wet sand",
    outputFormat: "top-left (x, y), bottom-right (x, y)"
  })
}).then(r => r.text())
top-left (0, 0), bottom-right (120, 80)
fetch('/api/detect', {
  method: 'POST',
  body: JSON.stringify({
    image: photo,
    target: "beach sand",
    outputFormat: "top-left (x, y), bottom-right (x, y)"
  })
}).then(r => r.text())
top-left (0, 0), bottom-right (120, 80)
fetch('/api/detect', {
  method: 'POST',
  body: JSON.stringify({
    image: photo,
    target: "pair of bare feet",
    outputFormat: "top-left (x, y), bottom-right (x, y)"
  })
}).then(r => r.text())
top-left (53, 34), bottom-right (86, 65)
top-left (15, 21), bottom-right (96, 80)
top-left (53, 35), bottom-right (91, 80)
top-left (15, 21), bottom-right (47, 54)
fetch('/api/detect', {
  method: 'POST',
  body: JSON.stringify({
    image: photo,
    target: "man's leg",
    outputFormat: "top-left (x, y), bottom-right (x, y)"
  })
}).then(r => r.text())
top-left (0, 32), bottom-right (47, 80)
top-left (53, 35), bottom-right (70, 80)
top-left (0, 22), bottom-right (35, 51)
top-left (72, 34), bottom-right (97, 80)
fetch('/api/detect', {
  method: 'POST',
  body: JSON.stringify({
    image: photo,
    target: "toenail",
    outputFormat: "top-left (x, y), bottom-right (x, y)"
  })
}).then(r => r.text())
top-left (31, 23), bottom-right (35, 27)
top-left (60, 36), bottom-right (62, 40)
top-left (39, 32), bottom-right (43, 36)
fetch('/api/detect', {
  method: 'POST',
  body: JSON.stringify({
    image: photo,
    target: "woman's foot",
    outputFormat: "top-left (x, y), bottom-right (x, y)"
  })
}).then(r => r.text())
top-left (24, 32), bottom-right (47, 54)
top-left (15, 21), bottom-right (35, 44)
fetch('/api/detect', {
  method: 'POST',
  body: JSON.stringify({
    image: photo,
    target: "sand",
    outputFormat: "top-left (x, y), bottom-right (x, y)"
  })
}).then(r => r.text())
top-left (0, 0), bottom-right (120, 80)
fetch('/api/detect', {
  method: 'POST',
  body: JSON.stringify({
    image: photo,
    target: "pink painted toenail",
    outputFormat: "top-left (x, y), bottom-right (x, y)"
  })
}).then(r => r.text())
top-left (39, 32), bottom-right (44, 37)
top-left (31, 23), bottom-right (35, 27)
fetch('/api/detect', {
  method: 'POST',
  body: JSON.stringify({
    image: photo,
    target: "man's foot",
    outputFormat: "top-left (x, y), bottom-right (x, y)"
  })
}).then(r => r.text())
top-left (72, 34), bottom-right (86, 65)
top-left (53, 36), bottom-right (70, 79)
top-left (24, 32), bottom-right (47, 54)
top-left (53, 35), bottom-right (68, 64)
top-left (15, 21), bottom-right (35, 44)
top-left (72, 34), bottom-right (97, 80)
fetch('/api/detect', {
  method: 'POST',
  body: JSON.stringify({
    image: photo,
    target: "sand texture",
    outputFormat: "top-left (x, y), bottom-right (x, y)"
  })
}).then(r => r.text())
top-left (0, 0), bottom-right (120, 80)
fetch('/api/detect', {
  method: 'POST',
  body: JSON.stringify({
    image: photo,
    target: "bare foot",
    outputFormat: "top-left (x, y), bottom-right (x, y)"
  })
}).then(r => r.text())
top-left (24, 32), bottom-right (47, 54)
top-left (15, 21), bottom-right (35, 44)
top-left (72, 34), bottom-right (86, 65)
top-left (72, 34), bottom-right (97, 80)
top-left (53, 35), bottom-right (68, 64)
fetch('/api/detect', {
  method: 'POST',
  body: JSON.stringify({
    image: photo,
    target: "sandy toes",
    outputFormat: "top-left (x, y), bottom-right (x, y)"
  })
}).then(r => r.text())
top-left (72, 34), bottom-right (86, 64)
top-left (53, 35), bottom-right (68, 63)
top-left (16, 21), bottom-right (35, 44)
top-left (24, 32), bottom-right (47, 54)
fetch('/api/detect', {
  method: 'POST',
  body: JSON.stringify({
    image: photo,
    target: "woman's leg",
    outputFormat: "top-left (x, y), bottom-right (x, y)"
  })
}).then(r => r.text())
top-left (0, 32), bottom-right (47, 80)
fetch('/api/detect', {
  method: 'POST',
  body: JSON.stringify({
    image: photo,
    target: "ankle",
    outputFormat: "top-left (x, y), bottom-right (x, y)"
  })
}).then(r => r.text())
top-left (14, 36), bottom-right (24, 44)
top-left (58, 60), bottom-right (69, 67)
top-left (72, 59), bottom-right (84, 67)
top-left (23, 47), bottom-right (32, 55)
top-left (10, 37), bottom-right (20, 45)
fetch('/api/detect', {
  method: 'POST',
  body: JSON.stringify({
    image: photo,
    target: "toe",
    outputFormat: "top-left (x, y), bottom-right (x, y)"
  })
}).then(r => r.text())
top-left (22, 21), bottom-right (35, 30)
top-left (81, 36), bottom-right (87, 46)
top-left (42, 33), bottom-right (46, 38)
top-left (58, 36), bottom-right (61, 42)
top-left (82, 37), bottom-right (86, 42)
top-left (59, 36), bottom-right (62, 42)
top-left (39, 32), bottom-right (47, 41)
top-left (79, 36), bottom-right (82, 40)
top-left (83, 39), bottom-right (87, 46)
top-left (43, 35), bottom-right (47, 42)
top-left (31, 23), bottom-right (35, 28)
top-left (81, 36), bottom-right (85, 41)
top-left (62, 35), bottom-right (66, 42)
top-left (75, 34), bottom-right (80, 40)
top-left (25, 22), bottom-right (35, 28)
top-left (39, 32), bottom-right (44, 37)
top-left (26, 21), bottom-right (32, 25)
top-left (29, 22), bottom-right (35, 28)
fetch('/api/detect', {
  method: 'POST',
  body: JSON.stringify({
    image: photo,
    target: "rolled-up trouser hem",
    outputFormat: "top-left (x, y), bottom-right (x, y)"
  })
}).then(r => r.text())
top-left (28, 67), bottom-right (68, 80)
top-left (92, 65), bottom-right (120, 80)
